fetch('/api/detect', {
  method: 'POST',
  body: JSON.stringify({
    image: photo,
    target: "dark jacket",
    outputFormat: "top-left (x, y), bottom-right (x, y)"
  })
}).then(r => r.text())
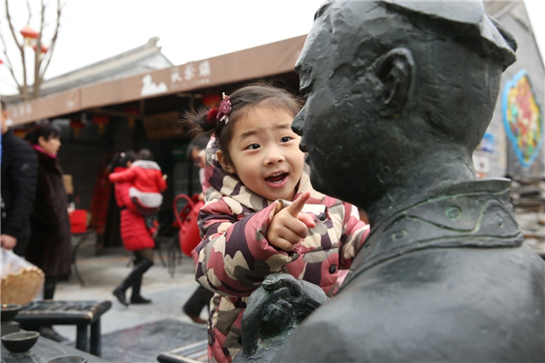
top-left (276, 179), bottom-right (545, 363)
top-left (25, 149), bottom-right (72, 278)
top-left (1, 130), bottom-right (38, 239)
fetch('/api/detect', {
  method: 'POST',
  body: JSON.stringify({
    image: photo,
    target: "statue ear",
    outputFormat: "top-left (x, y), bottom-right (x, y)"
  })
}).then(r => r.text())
top-left (370, 48), bottom-right (414, 115)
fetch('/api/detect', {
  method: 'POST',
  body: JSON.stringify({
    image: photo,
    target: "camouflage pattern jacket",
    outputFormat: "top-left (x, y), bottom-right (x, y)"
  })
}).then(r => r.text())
top-left (192, 138), bottom-right (370, 363)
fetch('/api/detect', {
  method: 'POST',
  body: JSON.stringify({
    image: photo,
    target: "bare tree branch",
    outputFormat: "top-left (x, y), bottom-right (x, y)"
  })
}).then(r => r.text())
top-left (5, 0), bottom-right (28, 100)
top-left (26, 2), bottom-right (32, 26)
top-left (3, 0), bottom-right (63, 101)
top-left (32, 0), bottom-right (46, 99)
top-left (0, 49), bottom-right (23, 93)
top-left (40, 0), bottom-right (62, 82)
top-left (0, 28), bottom-right (22, 91)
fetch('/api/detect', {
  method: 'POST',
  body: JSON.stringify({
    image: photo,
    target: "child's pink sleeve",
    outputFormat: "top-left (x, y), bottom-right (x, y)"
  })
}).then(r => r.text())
top-left (192, 199), bottom-right (298, 298)
top-left (109, 168), bottom-right (135, 183)
top-left (339, 202), bottom-right (370, 269)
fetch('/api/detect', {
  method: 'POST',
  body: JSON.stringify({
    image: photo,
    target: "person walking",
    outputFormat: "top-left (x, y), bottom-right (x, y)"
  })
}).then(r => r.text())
top-left (109, 151), bottom-right (157, 306)
top-left (0, 100), bottom-right (38, 256)
top-left (25, 123), bottom-right (72, 342)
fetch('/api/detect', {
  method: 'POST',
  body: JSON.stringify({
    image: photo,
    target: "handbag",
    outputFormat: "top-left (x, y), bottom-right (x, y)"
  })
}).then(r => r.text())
top-left (173, 194), bottom-right (204, 257)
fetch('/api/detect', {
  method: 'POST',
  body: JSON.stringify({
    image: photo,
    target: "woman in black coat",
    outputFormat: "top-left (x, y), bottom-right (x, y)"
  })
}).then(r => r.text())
top-left (25, 123), bottom-right (72, 301)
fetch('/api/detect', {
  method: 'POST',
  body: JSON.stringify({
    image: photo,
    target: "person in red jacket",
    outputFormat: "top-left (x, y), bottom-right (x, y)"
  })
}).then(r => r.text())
top-left (109, 150), bottom-right (159, 306)
top-left (109, 149), bottom-right (167, 236)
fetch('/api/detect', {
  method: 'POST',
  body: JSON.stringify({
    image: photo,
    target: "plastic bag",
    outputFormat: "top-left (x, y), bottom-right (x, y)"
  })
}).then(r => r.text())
top-left (1, 248), bottom-right (44, 305)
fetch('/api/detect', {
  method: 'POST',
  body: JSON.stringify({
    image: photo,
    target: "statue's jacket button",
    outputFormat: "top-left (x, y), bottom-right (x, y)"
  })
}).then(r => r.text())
top-left (329, 264), bottom-right (338, 274)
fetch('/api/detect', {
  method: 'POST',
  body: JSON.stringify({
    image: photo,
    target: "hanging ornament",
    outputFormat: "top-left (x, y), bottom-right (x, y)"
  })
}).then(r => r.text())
top-left (31, 43), bottom-right (48, 54)
top-left (124, 108), bottom-right (139, 129)
top-left (70, 119), bottom-right (85, 138)
top-left (19, 26), bottom-right (39, 46)
top-left (13, 128), bottom-right (28, 139)
top-left (92, 115), bottom-right (110, 134)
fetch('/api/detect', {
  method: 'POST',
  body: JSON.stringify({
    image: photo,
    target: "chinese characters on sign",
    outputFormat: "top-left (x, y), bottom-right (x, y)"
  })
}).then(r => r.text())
top-left (11, 103), bottom-right (33, 119)
top-left (171, 60), bottom-right (212, 90)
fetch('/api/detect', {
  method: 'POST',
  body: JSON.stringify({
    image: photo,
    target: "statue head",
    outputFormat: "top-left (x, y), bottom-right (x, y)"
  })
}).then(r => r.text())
top-left (293, 0), bottom-right (517, 214)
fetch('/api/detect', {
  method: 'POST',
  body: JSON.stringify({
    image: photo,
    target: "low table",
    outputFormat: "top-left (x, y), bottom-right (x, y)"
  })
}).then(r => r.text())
top-left (1, 334), bottom-right (112, 363)
top-left (14, 300), bottom-right (112, 357)
top-left (157, 340), bottom-right (208, 363)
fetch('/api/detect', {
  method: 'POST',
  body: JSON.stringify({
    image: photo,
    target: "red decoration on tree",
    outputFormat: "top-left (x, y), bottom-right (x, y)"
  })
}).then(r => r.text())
top-left (31, 43), bottom-right (48, 54)
top-left (20, 26), bottom-right (39, 46)
top-left (92, 116), bottom-right (110, 134)
top-left (202, 94), bottom-right (222, 108)
top-left (70, 119), bottom-right (85, 138)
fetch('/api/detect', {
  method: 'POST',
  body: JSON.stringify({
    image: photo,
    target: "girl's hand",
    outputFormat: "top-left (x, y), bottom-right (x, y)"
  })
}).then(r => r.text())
top-left (267, 192), bottom-right (316, 252)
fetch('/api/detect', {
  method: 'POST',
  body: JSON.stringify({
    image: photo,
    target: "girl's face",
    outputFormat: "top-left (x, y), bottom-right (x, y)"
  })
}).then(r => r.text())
top-left (38, 135), bottom-right (61, 156)
top-left (217, 105), bottom-right (305, 201)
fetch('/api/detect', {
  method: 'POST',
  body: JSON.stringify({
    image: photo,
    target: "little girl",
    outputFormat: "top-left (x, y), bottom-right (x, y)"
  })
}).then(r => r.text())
top-left (184, 84), bottom-right (370, 363)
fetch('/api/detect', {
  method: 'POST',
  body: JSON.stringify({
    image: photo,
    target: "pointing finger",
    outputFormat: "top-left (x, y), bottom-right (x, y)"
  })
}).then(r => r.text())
top-left (286, 191), bottom-right (311, 218)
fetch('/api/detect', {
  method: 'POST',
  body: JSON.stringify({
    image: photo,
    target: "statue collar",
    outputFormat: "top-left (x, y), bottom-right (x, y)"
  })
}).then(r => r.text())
top-left (343, 178), bottom-right (523, 288)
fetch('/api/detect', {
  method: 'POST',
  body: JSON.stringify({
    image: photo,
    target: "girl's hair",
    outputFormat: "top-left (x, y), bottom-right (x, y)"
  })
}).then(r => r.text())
top-left (26, 123), bottom-right (61, 145)
top-left (137, 148), bottom-right (154, 161)
top-left (111, 150), bottom-right (137, 169)
top-left (181, 83), bottom-right (302, 166)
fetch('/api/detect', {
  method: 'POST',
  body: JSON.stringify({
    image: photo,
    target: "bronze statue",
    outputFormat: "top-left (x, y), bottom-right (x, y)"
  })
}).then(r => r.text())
top-left (235, 273), bottom-right (328, 363)
top-left (240, 1), bottom-right (545, 362)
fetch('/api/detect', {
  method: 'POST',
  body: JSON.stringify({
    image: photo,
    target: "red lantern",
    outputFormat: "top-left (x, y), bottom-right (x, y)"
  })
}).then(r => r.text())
top-left (20, 26), bottom-right (39, 46)
top-left (31, 43), bottom-right (48, 54)
top-left (70, 119), bottom-right (85, 138)
top-left (92, 116), bottom-right (110, 134)
top-left (13, 128), bottom-right (28, 139)
top-left (124, 108), bottom-right (139, 129)
top-left (202, 94), bottom-right (222, 108)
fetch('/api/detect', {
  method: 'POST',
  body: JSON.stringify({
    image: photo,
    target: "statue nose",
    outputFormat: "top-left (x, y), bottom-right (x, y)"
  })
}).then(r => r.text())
top-left (292, 107), bottom-right (308, 153)
top-left (292, 107), bottom-right (304, 136)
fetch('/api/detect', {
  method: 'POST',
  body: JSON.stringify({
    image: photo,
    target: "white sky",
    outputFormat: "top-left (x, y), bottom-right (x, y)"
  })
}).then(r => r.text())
top-left (0, 0), bottom-right (544, 95)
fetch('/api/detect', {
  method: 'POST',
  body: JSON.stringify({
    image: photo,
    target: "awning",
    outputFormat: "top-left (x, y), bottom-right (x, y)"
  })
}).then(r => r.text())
top-left (9, 35), bottom-right (306, 125)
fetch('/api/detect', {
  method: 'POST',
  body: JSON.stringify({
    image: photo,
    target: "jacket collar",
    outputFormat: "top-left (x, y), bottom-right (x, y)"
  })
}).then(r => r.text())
top-left (343, 178), bottom-right (523, 288)
top-left (34, 146), bottom-right (60, 171)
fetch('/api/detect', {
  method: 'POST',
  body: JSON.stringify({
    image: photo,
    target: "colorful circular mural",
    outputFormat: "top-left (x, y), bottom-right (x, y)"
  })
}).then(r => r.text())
top-left (502, 69), bottom-right (543, 167)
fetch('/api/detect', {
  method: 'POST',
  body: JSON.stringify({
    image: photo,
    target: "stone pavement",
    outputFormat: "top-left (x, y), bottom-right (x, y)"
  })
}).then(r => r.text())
top-left (53, 244), bottom-right (207, 343)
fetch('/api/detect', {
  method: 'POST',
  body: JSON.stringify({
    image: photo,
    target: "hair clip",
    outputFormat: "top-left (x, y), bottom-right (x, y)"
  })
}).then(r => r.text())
top-left (216, 93), bottom-right (232, 124)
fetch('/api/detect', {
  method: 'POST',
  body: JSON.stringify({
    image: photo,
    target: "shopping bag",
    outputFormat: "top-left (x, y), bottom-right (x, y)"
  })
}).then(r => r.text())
top-left (173, 194), bottom-right (204, 256)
